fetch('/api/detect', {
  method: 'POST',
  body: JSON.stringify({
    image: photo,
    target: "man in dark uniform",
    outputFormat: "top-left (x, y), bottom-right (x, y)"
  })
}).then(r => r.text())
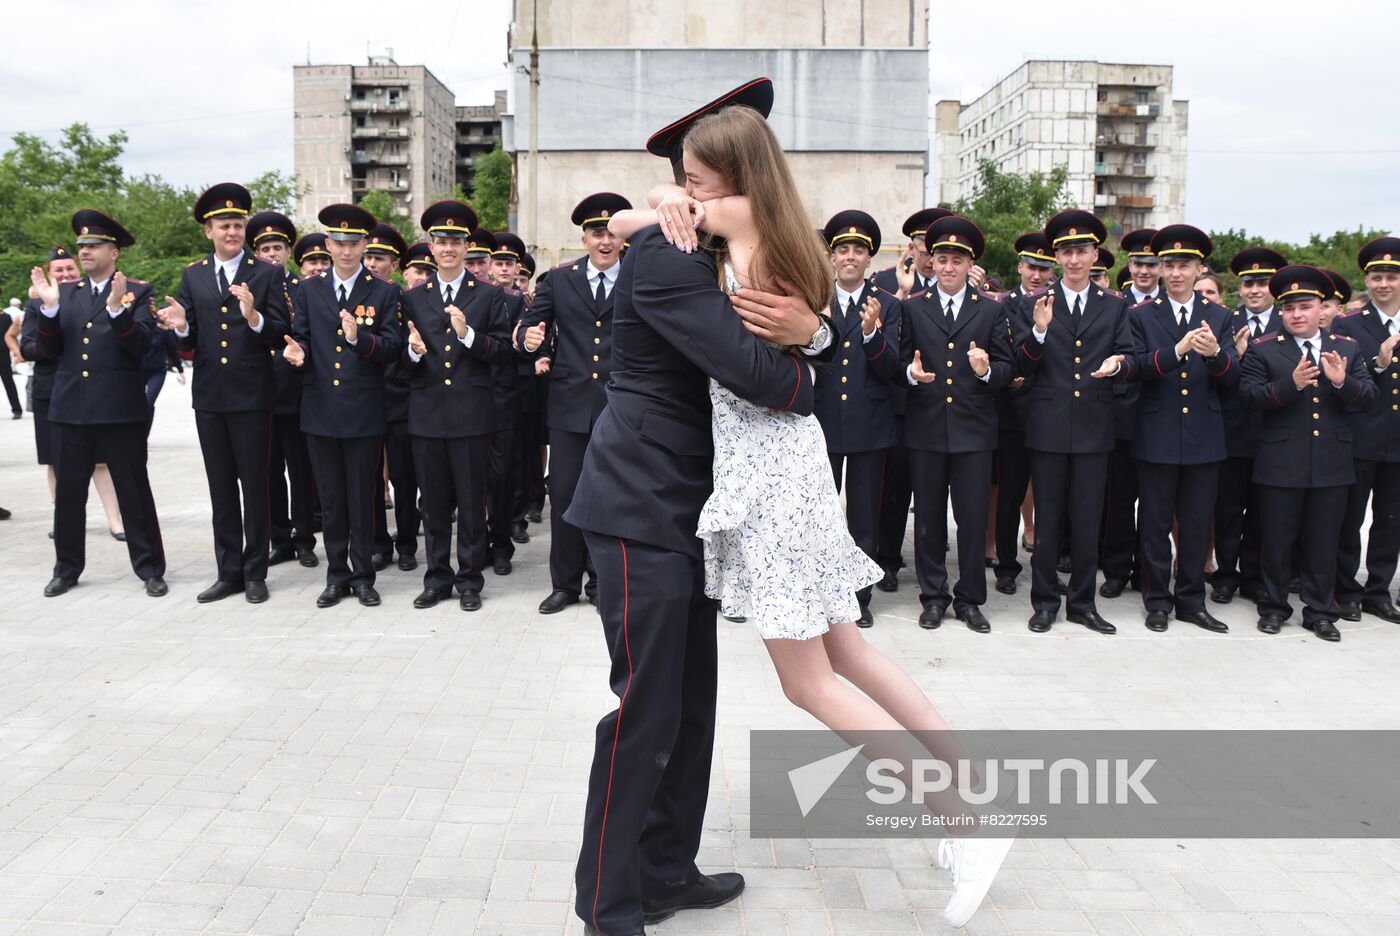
top-left (32, 209), bottom-right (167, 598)
top-left (519, 192), bottom-right (633, 614)
top-left (154, 184), bottom-right (289, 604)
top-left (489, 231), bottom-right (537, 547)
top-left (1331, 237), bottom-right (1400, 623)
top-left (1090, 247), bottom-right (1114, 290)
top-left (1241, 265), bottom-right (1375, 641)
top-left (362, 222), bottom-right (419, 573)
top-left (872, 207), bottom-right (951, 295)
top-left (515, 253), bottom-right (548, 525)
top-left (1210, 246), bottom-right (1288, 604)
top-left (816, 210), bottom-right (902, 627)
top-left (281, 204), bottom-right (403, 608)
top-left (295, 233), bottom-right (332, 278)
top-left (20, 246), bottom-right (82, 495)
top-left (1099, 229), bottom-right (1160, 598)
top-left (902, 216), bottom-right (1014, 633)
top-left (399, 202), bottom-right (512, 612)
top-left (400, 242), bottom-right (437, 288)
top-left (565, 79), bottom-right (837, 936)
top-left (992, 232), bottom-right (1056, 594)
top-left (1127, 225), bottom-right (1238, 632)
top-left (1016, 209), bottom-right (1136, 634)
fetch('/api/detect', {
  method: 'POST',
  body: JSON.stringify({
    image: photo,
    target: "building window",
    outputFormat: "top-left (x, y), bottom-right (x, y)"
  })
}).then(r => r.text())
top-left (1097, 89), bottom-right (1108, 102)
top-left (355, 88), bottom-right (365, 100)
top-left (1136, 91), bottom-right (1148, 104)
top-left (1133, 151), bottom-right (1147, 166)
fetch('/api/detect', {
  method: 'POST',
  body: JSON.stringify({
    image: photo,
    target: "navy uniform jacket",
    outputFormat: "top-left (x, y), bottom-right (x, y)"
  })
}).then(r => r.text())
top-left (19, 298), bottom-right (58, 401)
top-left (519, 259), bottom-right (615, 434)
top-left (1332, 304), bottom-right (1400, 462)
top-left (400, 272), bottom-right (510, 438)
top-left (488, 285), bottom-right (526, 432)
top-left (1240, 332), bottom-right (1375, 488)
top-left (873, 265), bottom-right (935, 298)
top-left (815, 280), bottom-right (901, 452)
top-left (175, 253), bottom-right (290, 412)
top-left (565, 225), bottom-right (820, 559)
top-left (290, 268), bottom-right (403, 438)
top-left (899, 287), bottom-right (1014, 453)
top-left (36, 276), bottom-right (155, 424)
top-left (1221, 305), bottom-right (1283, 457)
top-left (1112, 289), bottom-right (1145, 441)
top-left (271, 274), bottom-right (304, 415)
top-left (995, 287), bottom-right (1036, 432)
top-left (1128, 293), bottom-right (1240, 465)
top-left (1014, 284), bottom-right (1137, 454)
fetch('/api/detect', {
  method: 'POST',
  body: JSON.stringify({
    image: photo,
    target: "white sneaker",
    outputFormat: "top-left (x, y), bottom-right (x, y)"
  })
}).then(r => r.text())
top-left (937, 831), bottom-right (1015, 927)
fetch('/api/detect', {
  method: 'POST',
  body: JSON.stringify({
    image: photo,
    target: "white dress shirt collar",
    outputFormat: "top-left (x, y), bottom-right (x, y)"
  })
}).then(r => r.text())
top-left (1060, 281), bottom-right (1091, 308)
top-left (332, 266), bottom-right (362, 299)
top-left (935, 284), bottom-right (968, 318)
top-left (437, 268), bottom-right (467, 297)
top-left (213, 250), bottom-right (244, 288)
top-left (835, 281), bottom-right (864, 310)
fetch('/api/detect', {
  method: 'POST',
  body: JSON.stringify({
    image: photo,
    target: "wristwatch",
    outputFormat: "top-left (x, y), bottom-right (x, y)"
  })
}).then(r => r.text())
top-left (805, 318), bottom-right (831, 351)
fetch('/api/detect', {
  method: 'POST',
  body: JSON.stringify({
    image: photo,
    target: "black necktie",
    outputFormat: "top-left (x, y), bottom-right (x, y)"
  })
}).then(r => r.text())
top-left (595, 275), bottom-right (607, 312)
top-left (218, 266), bottom-right (229, 294)
top-left (845, 296), bottom-right (858, 322)
top-left (1071, 294), bottom-right (1082, 325)
top-left (443, 283), bottom-right (453, 306)
top-left (945, 299), bottom-right (956, 330)
top-left (1305, 341), bottom-right (1317, 367)
top-left (1178, 306), bottom-right (1189, 335)
top-left (92, 283), bottom-right (101, 297)
top-left (338, 284), bottom-right (348, 305)
top-left (1250, 316), bottom-right (1263, 340)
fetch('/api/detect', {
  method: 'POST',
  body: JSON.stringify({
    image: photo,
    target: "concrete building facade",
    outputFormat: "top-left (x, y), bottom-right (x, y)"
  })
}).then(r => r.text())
top-left (504, 0), bottom-right (931, 268)
top-left (933, 61), bottom-right (1189, 234)
top-left (455, 90), bottom-right (508, 197)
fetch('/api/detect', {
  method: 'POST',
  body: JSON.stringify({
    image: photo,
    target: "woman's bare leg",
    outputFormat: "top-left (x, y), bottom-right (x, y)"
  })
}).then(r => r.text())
top-left (46, 465), bottom-right (56, 502)
top-left (1021, 483), bottom-right (1035, 548)
top-left (985, 486), bottom-right (998, 561)
top-left (93, 464), bottom-right (123, 534)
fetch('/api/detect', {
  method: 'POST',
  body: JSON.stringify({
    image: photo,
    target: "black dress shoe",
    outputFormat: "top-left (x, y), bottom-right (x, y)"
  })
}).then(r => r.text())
top-left (1337, 602), bottom-right (1362, 622)
top-left (1210, 583), bottom-right (1237, 604)
top-left (316, 584), bottom-right (350, 608)
top-left (397, 554), bottom-right (418, 572)
top-left (527, 508), bottom-right (543, 524)
top-left (1028, 610), bottom-right (1055, 632)
top-left (1311, 620), bottom-right (1341, 642)
top-left (354, 585), bottom-right (381, 607)
top-left (197, 580), bottom-right (245, 603)
top-left (48, 530), bottom-right (54, 539)
top-left (642, 872), bottom-right (745, 924)
top-left (1067, 609), bottom-right (1116, 634)
top-left (110, 529), bottom-right (127, 542)
top-left (583, 926), bottom-right (644, 936)
top-left (857, 605), bottom-right (874, 628)
top-left (268, 545), bottom-right (295, 566)
top-left (1145, 610), bottom-right (1169, 631)
top-left (1240, 584), bottom-right (1267, 604)
top-left (459, 590), bottom-right (482, 611)
top-left (1099, 578), bottom-right (1126, 599)
top-left (413, 587), bottom-right (447, 609)
top-left (145, 576), bottom-right (168, 597)
top-left (245, 581), bottom-right (269, 604)
top-left (296, 546), bottom-right (319, 568)
top-left (371, 553), bottom-right (390, 572)
top-left (918, 604), bottom-right (947, 630)
top-left (1057, 555), bottom-right (1073, 574)
top-left (1176, 609), bottom-right (1228, 633)
top-left (1362, 599), bottom-right (1400, 623)
top-left (510, 522), bottom-right (530, 544)
top-left (493, 556), bottom-right (512, 576)
top-left (956, 605), bottom-right (991, 633)
top-left (876, 566), bottom-right (898, 592)
top-left (1257, 613), bottom-right (1284, 635)
top-left (538, 590), bottom-right (579, 614)
top-left (44, 576), bottom-right (77, 597)
top-left (994, 574), bottom-right (1017, 595)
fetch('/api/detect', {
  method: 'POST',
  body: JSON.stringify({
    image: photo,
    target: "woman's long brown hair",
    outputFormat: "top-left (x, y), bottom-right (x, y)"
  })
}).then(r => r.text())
top-left (684, 106), bottom-right (833, 326)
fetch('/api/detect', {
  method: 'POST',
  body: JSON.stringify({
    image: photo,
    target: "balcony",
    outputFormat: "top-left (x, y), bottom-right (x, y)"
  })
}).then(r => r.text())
top-left (351, 178), bottom-right (409, 193)
top-left (1117, 195), bottom-right (1154, 209)
top-left (1095, 132), bottom-right (1159, 148)
top-left (352, 151), bottom-right (409, 167)
top-left (351, 125), bottom-right (409, 140)
top-left (1094, 162), bottom-right (1153, 178)
top-left (1096, 100), bottom-right (1162, 119)
top-left (350, 98), bottom-right (410, 114)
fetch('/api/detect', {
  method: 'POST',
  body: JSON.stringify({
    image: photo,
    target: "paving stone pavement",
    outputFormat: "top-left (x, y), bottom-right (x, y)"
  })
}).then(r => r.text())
top-left (1, 372), bottom-right (1399, 936)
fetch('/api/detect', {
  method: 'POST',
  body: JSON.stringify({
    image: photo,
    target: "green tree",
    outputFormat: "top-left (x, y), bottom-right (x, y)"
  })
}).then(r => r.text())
top-left (468, 144), bottom-right (512, 232)
top-left (358, 188), bottom-right (417, 241)
top-left (247, 170), bottom-right (302, 218)
top-left (1205, 227), bottom-right (1383, 305)
top-left (951, 160), bottom-right (1072, 287)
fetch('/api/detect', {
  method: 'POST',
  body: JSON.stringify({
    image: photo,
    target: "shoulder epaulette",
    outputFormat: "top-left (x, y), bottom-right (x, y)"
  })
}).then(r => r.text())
top-left (1333, 334), bottom-right (1356, 342)
top-left (874, 285), bottom-right (901, 299)
top-left (368, 271), bottom-right (391, 284)
top-left (406, 278), bottom-right (429, 291)
top-left (1025, 285), bottom-right (1051, 300)
top-left (1130, 297), bottom-right (1155, 309)
top-left (254, 255), bottom-right (279, 266)
top-left (551, 260), bottom-right (575, 271)
top-left (185, 258), bottom-right (204, 268)
top-left (127, 278), bottom-right (147, 286)
top-left (1344, 308), bottom-right (1366, 317)
top-left (502, 285), bottom-right (523, 297)
top-left (289, 276), bottom-right (300, 286)
top-left (1100, 287), bottom-right (1121, 299)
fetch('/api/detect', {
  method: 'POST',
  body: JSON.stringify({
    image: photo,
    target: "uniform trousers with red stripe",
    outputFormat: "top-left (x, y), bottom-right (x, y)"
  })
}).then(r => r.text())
top-left (412, 434), bottom-right (489, 595)
top-left (305, 434), bottom-right (380, 589)
top-left (574, 533), bottom-right (717, 934)
top-left (195, 409), bottom-right (271, 584)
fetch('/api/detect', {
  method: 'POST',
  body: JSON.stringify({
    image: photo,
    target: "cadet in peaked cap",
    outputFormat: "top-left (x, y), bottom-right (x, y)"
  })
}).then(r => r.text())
top-left (1090, 247), bottom-right (1115, 290)
top-left (1121, 229), bottom-right (1161, 305)
top-left (400, 243), bottom-right (437, 280)
top-left (194, 182), bottom-right (251, 223)
top-left (319, 203), bottom-right (375, 241)
top-left (293, 233), bottom-right (331, 276)
top-left (247, 211), bottom-right (296, 266)
top-left (71, 208), bottom-right (135, 248)
top-left (644, 77), bottom-right (774, 165)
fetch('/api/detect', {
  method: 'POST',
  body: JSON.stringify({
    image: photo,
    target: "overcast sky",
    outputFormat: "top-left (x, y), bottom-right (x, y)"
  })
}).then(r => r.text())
top-left (2, 1), bottom-right (1392, 244)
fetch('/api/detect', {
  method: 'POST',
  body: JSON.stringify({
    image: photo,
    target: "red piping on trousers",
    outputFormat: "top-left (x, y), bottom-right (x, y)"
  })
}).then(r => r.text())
top-left (592, 538), bottom-right (633, 928)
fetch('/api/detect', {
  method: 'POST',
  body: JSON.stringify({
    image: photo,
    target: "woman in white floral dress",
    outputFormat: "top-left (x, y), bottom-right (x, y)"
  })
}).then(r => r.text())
top-left (609, 104), bottom-right (1011, 928)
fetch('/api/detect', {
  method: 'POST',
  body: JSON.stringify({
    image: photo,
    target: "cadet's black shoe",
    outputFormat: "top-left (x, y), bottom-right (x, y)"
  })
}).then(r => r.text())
top-left (583, 926), bottom-right (644, 936)
top-left (1240, 584), bottom-right (1267, 604)
top-left (510, 522), bottom-right (530, 544)
top-left (1337, 602), bottom-right (1362, 622)
top-left (876, 566), bottom-right (899, 592)
top-left (1028, 610), bottom-right (1055, 633)
top-left (1310, 620), bottom-right (1341, 642)
top-left (1067, 610), bottom-right (1116, 634)
top-left (1257, 614), bottom-right (1284, 635)
top-left (538, 590), bottom-right (579, 614)
top-left (493, 556), bottom-right (512, 576)
top-left (918, 604), bottom-right (947, 630)
top-left (245, 581), bottom-right (269, 604)
top-left (296, 546), bottom-right (319, 568)
top-left (268, 545), bottom-right (295, 566)
top-left (1176, 609), bottom-right (1227, 632)
top-left (1145, 610), bottom-right (1169, 632)
top-left (413, 588), bottom-right (448, 609)
top-left (44, 576), bottom-right (77, 597)
top-left (1362, 600), bottom-right (1400, 623)
top-left (857, 605), bottom-right (874, 628)
top-left (316, 585), bottom-right (350, 608)
top-left (642, 872), bottom-right (745, 925)
top-left (1210, 583), bottom-right (1237, 604)
top-left (145, 576), bottom-right (168, 598)
top-left (353, 585), bottom-right (381, 607)
top-left (459, 590), bottom-right (482, 611)
top-left (994, 574), bottom-right (1017, 595)
top-left (1057, 555), bottom-right (1072, 574)
top-left (397, 554), bottom-right (417, 572)
top-left (956, 605), bottom-right (991, 633)
top-left (371, 553), bottom-right (390, 572)
top-left (1099, 578), bottom-right (1126, 599)
top-left (197, 580), bottom-right (244, 603)
top-left (527, 508), bottom-right (543, 524)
